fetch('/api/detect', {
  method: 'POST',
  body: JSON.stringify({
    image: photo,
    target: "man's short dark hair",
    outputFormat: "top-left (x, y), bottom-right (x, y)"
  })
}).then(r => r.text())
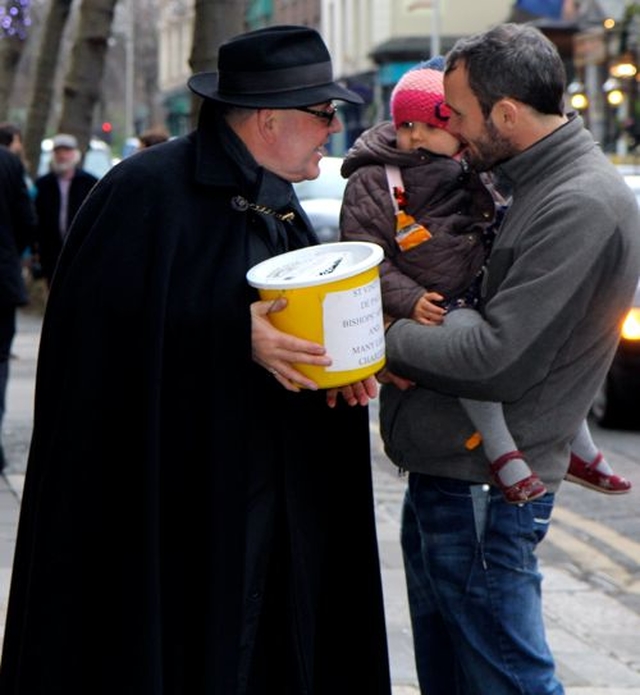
top-left (0, 122), bottom-right (21, 148)
top-left (445, 23), bottom-right (566, 119)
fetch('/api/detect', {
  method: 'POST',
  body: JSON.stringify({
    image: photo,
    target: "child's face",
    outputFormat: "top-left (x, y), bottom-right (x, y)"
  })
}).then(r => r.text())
top-left (396, 121), bottom-right (462, 157)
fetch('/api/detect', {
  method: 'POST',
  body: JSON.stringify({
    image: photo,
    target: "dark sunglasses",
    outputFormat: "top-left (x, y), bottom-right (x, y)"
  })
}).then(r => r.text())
top-left (295, 103), bottom-right (337, 126)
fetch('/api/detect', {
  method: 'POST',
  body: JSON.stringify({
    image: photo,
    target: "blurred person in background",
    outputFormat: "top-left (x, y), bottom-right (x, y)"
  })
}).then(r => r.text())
top-left (32, 133), bottom-right (98, 286)
top-left (0, 122), bottom-right (26, 161)
top-left (0, 122), bottom-right (39, 278)
top-left (0, 122), bottom-right (35, 196)
top-left (138, 125), bottom-right (170, 149)
top-left (0, 143), bottom-right (37, 473)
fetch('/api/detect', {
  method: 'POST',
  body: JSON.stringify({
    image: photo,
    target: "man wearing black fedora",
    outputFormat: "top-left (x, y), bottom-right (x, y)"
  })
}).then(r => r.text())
top-left (0, 25), bottom-right (392, 695)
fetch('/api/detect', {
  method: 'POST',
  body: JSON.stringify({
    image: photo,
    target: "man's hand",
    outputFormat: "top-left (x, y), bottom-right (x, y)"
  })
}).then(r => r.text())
top-left (325, 376), bottom-right (378, 408)
top-left (251, 297), bottom-right (330, 392)
top-left (376, 367), bottom-right (415, 391)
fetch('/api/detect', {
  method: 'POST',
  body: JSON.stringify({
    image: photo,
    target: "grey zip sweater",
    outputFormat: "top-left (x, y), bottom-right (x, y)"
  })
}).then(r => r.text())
top-left (381, 115), bottom-right (640, 491)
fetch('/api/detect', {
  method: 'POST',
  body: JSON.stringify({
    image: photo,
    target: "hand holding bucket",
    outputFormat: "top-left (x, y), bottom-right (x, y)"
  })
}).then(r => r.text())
top-left (250, 296), bottom-right (332, 391)
top-left (247, 242), bottom-right (386, 389)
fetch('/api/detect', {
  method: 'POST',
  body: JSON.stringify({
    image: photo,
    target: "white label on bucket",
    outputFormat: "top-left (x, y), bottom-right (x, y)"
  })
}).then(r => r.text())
top-left (322, 276), bottom-right (386, 372)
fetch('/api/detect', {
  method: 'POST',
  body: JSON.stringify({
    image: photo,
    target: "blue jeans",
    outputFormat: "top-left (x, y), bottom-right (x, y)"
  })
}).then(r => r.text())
top-left (401, 473), bottom-right (564, 695)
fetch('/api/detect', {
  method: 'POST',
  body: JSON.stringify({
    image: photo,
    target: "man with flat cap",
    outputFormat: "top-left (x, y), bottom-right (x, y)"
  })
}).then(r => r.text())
top-left (33, 133), bottom-right (98, 285)
top-left (0, 26), bottom-right (392, 695)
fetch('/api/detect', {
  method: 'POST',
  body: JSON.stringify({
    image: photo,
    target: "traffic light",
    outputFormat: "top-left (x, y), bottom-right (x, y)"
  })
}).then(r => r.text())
top-left (100, 121), bottom-right (113, 144)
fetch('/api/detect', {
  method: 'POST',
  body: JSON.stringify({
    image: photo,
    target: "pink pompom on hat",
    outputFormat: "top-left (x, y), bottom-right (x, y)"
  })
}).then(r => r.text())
top-left (390, 55), bottom-right (452, 130)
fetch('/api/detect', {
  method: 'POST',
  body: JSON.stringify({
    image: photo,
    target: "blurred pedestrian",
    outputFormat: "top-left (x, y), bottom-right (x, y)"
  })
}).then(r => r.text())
top-left (32, 133), bottom-right (98, 285)
top-left (0, 122), bottom-right (25, 160)
top-left (0, 25), bottom-right (391, 695)
top-left (380, 23), bottom-right (640, 694)
top-left (137, 125), bottom-right (170, 149)
top-left (0, 122), bottom-right (36, 196)
top-left (0, 145), bottom-right (37, 473)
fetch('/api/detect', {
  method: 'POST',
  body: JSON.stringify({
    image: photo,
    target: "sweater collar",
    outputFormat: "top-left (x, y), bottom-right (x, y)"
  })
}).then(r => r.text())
top-left (492, 114), bottom-right (593, 198)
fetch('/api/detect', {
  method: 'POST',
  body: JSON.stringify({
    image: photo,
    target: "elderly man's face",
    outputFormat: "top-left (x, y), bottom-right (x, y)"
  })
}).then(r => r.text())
top-left (272, 102), bottom-right (343, 183)
top-left (51, 145), bottom-right (80, 174)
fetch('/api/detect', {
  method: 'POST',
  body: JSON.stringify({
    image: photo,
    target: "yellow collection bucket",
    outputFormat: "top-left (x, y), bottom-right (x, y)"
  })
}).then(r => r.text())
top-left (247, 242), bottom-right (386, 388)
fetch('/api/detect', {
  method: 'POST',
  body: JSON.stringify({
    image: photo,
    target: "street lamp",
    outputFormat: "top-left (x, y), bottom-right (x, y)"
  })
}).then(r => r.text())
top-left (607, 54), bottom-right (639, 156)
top-left (604, 77), bottom-right (625, 106)
top-left (610, 52), bottom-right (637, 78)
top-left (567, 80), bottom-right (589, 111)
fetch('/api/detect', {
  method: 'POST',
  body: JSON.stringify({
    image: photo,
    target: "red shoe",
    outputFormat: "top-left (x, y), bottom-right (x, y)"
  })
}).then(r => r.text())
top-left (490, 451), bottom-right (548, 505)
top-left (565, 452), bottom-right (632, 494)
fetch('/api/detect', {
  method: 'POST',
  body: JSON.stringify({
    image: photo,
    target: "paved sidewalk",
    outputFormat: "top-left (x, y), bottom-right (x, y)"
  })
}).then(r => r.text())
top-left (1, 310), bottom-right (640, 694)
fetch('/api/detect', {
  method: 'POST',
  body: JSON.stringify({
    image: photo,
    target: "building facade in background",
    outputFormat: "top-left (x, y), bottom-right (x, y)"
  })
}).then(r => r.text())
top-left (320, 0), bottom-right (513, 149)
top-left (156, 0), bottom-right (513, 149)
top-left (158, 0), bottom-right (195, 136)
top-left (156, 0), bottom-right (640, 159)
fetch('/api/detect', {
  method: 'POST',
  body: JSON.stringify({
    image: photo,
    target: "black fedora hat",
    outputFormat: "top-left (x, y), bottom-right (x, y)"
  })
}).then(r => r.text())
top-left (187, 25), bottom-right (364, 108)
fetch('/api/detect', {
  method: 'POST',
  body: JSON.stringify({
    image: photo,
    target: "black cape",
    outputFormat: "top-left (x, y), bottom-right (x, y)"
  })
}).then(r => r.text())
top-left (0, 109), bottom-right (391, 694)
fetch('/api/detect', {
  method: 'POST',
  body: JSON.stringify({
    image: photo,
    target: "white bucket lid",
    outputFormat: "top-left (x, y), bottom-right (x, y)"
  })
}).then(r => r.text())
top-left (247, 241), bottom-right (383, 290)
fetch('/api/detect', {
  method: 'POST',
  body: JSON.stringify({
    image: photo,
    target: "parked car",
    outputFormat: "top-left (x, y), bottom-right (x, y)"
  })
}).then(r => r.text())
top-left (590, 170), bottom-right (640, 429)
top-left (293, 156), bottom-right (346, 243)
top-left (37, 137), bottom-right (115, 179)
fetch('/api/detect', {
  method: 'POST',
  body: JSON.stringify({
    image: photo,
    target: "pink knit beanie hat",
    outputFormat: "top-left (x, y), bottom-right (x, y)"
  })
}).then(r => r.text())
top-left (390, 56), bottom-right (452, 129)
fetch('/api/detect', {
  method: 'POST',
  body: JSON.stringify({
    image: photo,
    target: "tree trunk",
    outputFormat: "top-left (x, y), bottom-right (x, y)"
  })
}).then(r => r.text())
top-left (58, 0), bottom-right (119, 155)
top-left (23, 0), bottom-right (75, 181)
top-left (0, 5), bottom-right (31, 121)
top-left (189, 0), bottom-right (245, 127)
